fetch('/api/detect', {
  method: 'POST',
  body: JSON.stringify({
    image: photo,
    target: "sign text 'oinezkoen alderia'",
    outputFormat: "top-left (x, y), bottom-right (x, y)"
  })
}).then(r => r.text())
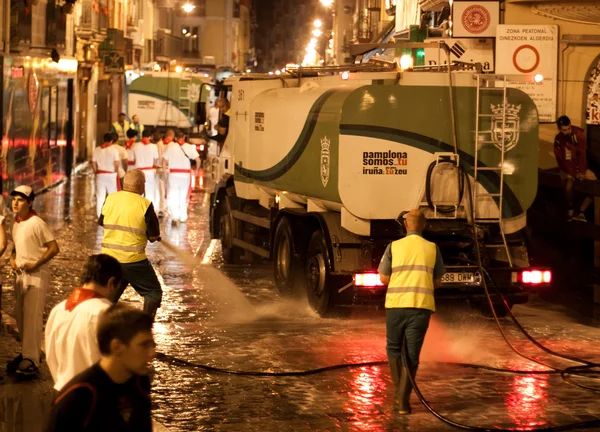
top-left (362, 151), bottom-right (408, 175)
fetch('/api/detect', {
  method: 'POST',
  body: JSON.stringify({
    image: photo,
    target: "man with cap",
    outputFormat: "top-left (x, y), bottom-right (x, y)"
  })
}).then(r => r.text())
top-left (98, 170), bottom-right (163, 319)
top-left (8, 185), bottom-right (60, 377)
top-left (378, 209), bottom-right (445, 415)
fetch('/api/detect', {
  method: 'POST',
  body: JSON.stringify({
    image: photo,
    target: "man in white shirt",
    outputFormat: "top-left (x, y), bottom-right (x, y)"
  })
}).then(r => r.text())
top-left (162, 130), bottom-right (200, 225)
top-left (8, 185), bottom-right (60, 377)
top-left (92, 133), bottom-right (121, 217)
top-left (45, 254), bottom-right (123, 390)
top-left (110, 132), bottom-right (129, 186)
top-left (133, 130), bottom-right (160, 211)
top-left (153, 130), bottom-right (168, 217)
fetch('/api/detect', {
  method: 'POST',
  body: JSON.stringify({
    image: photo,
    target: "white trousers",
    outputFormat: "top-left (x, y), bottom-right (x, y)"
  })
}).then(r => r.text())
top-left (141, 169), bottom-right (158, 211)
top-left (96, 173), bottom-right (119, 217)
top-left (15, 269), bottom-right (49, 366)
top-left (157, 171), bottom-right (168, 213)
top-left (167, 172), bottom-right (191, 222)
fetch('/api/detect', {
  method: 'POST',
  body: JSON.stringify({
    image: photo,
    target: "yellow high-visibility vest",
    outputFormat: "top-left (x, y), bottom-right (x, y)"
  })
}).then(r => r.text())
top-left (385, 235), bottom-right (437, 311)
top-left (112, 121), bottom-right (131, 142)
top-left (130, 123), bottom-right (144, 140)
top-left (101, 191), bottom-right (151, 264)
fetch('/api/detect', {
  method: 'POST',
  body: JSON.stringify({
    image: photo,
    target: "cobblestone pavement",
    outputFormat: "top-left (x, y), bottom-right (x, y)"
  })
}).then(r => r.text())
top-left (1, 169), bottom-right (600, 432)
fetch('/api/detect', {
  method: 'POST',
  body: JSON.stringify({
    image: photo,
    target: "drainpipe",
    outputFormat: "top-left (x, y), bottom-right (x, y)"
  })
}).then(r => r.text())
top-left (3, 0), bottom-right (10, 52)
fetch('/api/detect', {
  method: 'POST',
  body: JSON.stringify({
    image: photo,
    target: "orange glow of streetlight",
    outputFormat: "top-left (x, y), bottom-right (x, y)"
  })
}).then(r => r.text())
top-left (182, 3), bottom-right (195, 13)
top-left (320, 0), bottom-right (333, 6)
top-left (314, 19), bottom-right (322, 28)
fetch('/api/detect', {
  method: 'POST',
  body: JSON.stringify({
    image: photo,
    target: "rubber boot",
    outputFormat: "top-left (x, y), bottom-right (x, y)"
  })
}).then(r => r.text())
top-left (143, 299), bottom-right (160, 320)
top-left (397, 362), bottom-right (413, 415)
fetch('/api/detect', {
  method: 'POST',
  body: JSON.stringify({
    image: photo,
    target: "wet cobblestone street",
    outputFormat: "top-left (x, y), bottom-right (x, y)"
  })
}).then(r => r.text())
top-left (1, 168), bottom-right (600, 431)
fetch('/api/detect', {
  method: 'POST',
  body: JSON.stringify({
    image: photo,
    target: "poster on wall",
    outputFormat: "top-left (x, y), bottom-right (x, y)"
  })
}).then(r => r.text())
top-left (495, 25), bottom-right (558, 123)
top-left (587, 59), bottom-right (600, 125)
top-left (451, 1), bottom-right (500, 38)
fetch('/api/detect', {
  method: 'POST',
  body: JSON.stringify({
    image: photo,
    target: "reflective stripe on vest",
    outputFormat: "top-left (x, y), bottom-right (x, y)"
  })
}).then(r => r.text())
top-left (385, 235), bottom-right (437, 312)
top-left (100, 191), bottom-right (150, 264)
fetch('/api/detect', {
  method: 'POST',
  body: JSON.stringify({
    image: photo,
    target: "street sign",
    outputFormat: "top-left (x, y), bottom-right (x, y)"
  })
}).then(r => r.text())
top-left (495, 25), bottom-right (558, 123)
top-left (103, 51), bottom-right (124, 74)
top-left (452, 1), bottom-right (500, 38)
top-left (425, 38), bottom-right (494, 72)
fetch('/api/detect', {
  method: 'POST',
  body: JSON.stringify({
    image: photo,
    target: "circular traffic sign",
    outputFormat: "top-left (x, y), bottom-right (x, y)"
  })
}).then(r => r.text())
top-left (512, 45), bottom-right (540, 73)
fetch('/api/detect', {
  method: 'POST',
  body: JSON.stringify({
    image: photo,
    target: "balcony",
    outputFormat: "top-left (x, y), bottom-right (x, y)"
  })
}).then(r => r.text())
top-left (76, 0), bottom-right (109, 42)
top-left (154, 29), bottom-right (183, 60)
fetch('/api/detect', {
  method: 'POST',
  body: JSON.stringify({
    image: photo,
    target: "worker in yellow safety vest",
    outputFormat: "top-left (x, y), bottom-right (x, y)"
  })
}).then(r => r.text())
top-left (130, 114), bottom-right (145, 142)
top-left (98, 169), bottom-right (163, 319)
top-left (111, 112), bottom-right (130, 146)
top-left (378, 209), bottom-right (446, 415)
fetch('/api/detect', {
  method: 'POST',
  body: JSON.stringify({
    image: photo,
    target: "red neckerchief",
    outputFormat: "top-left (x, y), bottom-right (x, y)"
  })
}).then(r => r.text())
top-left (100, 142), bottom-right (112, 149)
top-left (65, 288), bottom-right (107, 312)
top-left (141, 138), bottom-right (151, 145)
top-left (125, 139), bottom-right (136, 149)
top-left (177, 139), bottom-right (185, 146)
top-left (163, 137), bottom-right (173, 145)
top-left (15, 209), bottom-right (37, 223)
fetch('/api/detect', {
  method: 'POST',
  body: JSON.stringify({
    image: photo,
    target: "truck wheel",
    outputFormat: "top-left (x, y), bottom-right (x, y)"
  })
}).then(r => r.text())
top-left (219, 196), bottom-right (243, 264)
top-left (273, 218), bottom-right (303, 297)
top-left (305, 230), bottom-right (332, 316)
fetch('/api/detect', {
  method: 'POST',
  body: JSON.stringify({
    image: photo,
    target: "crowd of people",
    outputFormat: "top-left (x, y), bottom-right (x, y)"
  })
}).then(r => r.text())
top-left (96, 115), bottom-right (201, 226)
top-left (1, 176), bottom-right (160, 430)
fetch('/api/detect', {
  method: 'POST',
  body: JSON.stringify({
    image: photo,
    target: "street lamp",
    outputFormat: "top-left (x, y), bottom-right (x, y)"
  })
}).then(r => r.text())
top-left (320, 0), bottom-right (333, 6)
top-left (182, 2), bottom-right (195, 13)
top-left (314, 19), bottom-right (322, 28)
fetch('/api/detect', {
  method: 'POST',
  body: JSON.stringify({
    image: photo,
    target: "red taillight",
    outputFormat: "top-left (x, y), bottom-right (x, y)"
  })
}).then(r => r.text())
top-left (354, 273), bottom-right (385, 287)
top-left (520, 270), bottom-right (552, 285)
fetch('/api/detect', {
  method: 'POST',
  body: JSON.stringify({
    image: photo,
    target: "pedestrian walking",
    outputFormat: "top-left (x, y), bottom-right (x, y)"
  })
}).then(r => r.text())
top-left (8, 185), bottom-right (60, 377)
top-left (93, 133), bottom-right (121, 217)
top-left (378, 209), bottom-right (445, 415)
top-left (133, 129), bottom-right (160, 211)
top-left (130, 114), bottom-right (144, 142)
top-left (125, 129), bottom-right (137, 170)
top-left (45, 254), bottom-right (123, 390)
top-left (44, 304), bottom-right (155, 432)
top-left (162, 130), bottom-right (200, 225)
top-left (99, 170), bottom-right (163, 319)
top-left (112, 113), bottom-right (130, 146)
top-left (554, 115), bottom-right (597, 222)
top-left (153, 130), bottom-right (167, 217)
top-left (110, 132), bottom-right (129, 187)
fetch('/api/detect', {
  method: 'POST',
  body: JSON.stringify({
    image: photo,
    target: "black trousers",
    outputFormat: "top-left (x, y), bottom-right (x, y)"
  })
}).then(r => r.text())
top-left (116, 259), bottom-right (162, 305)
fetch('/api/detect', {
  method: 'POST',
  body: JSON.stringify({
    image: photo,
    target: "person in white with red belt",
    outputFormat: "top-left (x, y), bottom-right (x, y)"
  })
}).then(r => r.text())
top-left (125, 129), bottom-right (137, 171)
top-left (45, 254), bottom-right (123, 391)
top-left (8, 185), bottom-right (60, 378)
top-left (110, 132), bottom-right (128, 187)
top-left (92, 133), bottom-right (121, 217)
top-left (162, 130), bottom-right (200, 225)
top-left (132, 129), bottom-right (160, 211)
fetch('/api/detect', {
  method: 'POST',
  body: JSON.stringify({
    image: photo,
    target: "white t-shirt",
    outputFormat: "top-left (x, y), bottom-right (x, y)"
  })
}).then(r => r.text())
top-left (45, 295), bottom-right (112, 390)
top-left (92, 146), bottom-right (119, 173)
top-left (111, 144), bottom-right (128, 178)
top-left (209, 106), bottom-right (220, 135)
top-left (132, 142), bottom-right (159, 169)
top-left (163, 142), bottom-right (200, 171)
top-left (12, 215), bottom-right (55, 268)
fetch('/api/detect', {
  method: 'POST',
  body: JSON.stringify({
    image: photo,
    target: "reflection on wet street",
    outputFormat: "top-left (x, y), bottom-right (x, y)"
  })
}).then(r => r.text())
top-left (1, 168), bottom-right (600, 431)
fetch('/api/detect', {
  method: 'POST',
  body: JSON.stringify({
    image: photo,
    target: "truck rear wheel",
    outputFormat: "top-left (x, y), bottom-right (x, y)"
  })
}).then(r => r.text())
top-left (219, 196), bottom-right (243, 264)
top-left (273, 218), bottom-right (304, 297)
top-left (305, 230), bottom-right (333, 316)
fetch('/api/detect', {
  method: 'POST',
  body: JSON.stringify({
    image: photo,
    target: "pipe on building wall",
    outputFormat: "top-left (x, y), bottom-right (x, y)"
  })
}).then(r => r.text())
top-left (3, 0), bottom-right (10, 52)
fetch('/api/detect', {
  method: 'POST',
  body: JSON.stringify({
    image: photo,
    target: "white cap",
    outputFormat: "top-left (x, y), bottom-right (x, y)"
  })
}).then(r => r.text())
top-left (10, 185), bottom-right (35, 200)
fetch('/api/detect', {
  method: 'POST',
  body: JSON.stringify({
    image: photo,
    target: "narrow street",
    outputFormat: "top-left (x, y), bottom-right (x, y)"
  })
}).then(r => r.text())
top-left (1, 168), bottom-right (600, 432)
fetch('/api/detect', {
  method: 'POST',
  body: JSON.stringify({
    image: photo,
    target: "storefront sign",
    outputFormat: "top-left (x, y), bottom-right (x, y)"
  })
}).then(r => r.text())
top-left (452, 1), bottom-right (500, 38)
top-left (586, 58), bottom-right (600, 125)
top-left (103, 51), bottom-right (124, 74)
top-left (495, 25), bottom-right (558, 123)
top-left (425, 38), bottom-right (494, 72)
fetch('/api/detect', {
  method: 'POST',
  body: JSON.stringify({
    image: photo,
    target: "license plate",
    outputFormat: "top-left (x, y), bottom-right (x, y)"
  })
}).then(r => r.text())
top-left (441, 272), bottom-right (480, 284)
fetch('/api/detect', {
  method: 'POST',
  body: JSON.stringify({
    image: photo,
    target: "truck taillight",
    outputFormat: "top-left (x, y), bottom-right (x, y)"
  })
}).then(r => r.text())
top-left (354, 273), bottom-right (385, 287)
top-left (520, 270), bottom-right (552, 285)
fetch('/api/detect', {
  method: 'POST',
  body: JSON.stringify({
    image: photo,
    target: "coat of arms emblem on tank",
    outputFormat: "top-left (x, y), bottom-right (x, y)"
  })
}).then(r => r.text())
top-left (490, 103), bottom-right (521, 152)
top-left (320, 136), bottom-right (331, 187)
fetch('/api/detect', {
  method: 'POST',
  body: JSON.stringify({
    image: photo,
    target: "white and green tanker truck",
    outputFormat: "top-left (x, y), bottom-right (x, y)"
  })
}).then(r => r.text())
top-left (208, 61), bottom-right (551, 316)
